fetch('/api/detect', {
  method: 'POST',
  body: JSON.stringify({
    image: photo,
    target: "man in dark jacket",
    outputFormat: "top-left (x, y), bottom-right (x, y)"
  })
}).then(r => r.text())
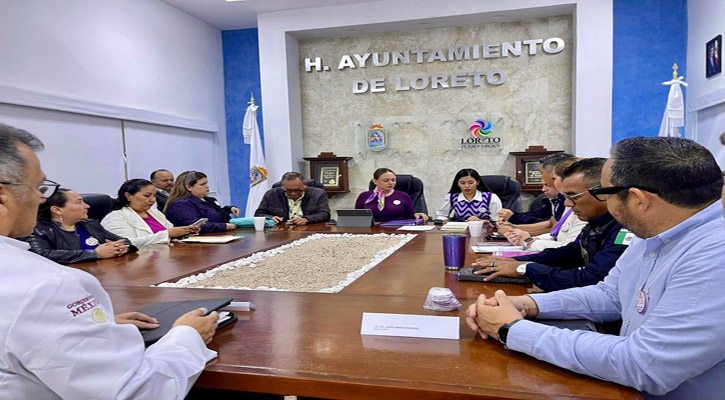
top-left (473, 158), bottom-right (629, 292)
top-left (254, 172), bottom-right (330, 225)
top-left (499, 153), bottom-right (572, 225)
top-left (150, 169), bottom-right (174, 211)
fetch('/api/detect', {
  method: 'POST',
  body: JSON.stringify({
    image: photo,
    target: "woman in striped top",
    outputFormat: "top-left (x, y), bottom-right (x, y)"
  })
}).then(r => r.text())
top-left (435, 168), bottom-right (501, 222)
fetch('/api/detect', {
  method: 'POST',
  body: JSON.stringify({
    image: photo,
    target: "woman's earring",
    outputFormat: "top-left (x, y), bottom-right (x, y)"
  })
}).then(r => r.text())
top-left (59, 214), bottom-right (64, 224)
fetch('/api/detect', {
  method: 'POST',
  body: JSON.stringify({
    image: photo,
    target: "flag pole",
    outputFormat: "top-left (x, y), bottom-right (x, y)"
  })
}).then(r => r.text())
top-left (658, 63), bottom-right (687, 138)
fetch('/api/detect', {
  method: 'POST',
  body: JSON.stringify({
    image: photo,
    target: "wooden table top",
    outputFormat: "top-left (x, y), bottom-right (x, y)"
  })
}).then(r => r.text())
top-left (74, 223), bottom-right (640, 399)
top-left (108, 286), bottom-right (638, 400)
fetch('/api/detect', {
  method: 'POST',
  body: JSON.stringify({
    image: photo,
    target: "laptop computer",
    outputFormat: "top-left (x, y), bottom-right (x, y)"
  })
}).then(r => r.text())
top-left (337, 209), bottom-right (374, 227)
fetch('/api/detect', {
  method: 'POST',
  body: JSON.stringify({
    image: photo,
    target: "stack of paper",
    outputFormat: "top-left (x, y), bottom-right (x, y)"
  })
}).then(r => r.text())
top-left (179, 235), bottom-right (241, 244)
top-left (470, 245), bottom-right (537, 253)
top-left (493, 250), bottom-right (540, 257)
top-left (397, 225), bottom-right (435, 231)
top-left (440, 222), bottom-right (468, 231)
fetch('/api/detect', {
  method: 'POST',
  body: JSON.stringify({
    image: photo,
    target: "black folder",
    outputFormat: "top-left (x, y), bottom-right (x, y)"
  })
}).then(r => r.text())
top-left (457, 267), bottom-right (532, 284)
top-left (537, 319), bottom-right (597, 332)
top-left (135, 297), bottom-right (237, 346)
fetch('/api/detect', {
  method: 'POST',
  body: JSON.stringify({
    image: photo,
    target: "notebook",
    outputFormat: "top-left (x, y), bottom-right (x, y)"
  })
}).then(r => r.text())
top-left (441, 222), bottom-right (468, 231)
top-left (135, 297), bottom-right (237, 346)
top-left (380, 219), bottom-right (423, 227)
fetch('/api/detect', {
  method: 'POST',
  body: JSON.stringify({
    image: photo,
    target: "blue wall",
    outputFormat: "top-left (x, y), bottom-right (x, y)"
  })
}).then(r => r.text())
top-left (612, 0), bottom-right (687, 144)
top-left (222, 28), bottom-right (264, 209)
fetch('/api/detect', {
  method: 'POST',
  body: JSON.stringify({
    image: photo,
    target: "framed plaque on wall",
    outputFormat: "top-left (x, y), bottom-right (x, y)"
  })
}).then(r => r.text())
top-left (303, 152), bottom-right (352, 197)
top-left (509, 146), bottom-right (564, 195)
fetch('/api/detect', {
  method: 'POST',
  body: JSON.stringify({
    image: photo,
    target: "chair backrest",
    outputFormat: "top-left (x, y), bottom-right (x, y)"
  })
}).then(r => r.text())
top-left (529, 193), bottom-right (549, 212)
top-left (81, 193), bottom-right (118, 221)
top-left (272, 179), bottom-right (324, 189)
top-left (367, 174), bottom-right (428, 215)
top-left (480, 175), bottom-right (522, 213)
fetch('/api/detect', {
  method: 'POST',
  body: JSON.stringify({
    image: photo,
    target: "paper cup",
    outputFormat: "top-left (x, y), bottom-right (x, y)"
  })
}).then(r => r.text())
top-left (467, 220), bottom-right (484, 237)
top-left (253, 217), bottom-right (266, 231)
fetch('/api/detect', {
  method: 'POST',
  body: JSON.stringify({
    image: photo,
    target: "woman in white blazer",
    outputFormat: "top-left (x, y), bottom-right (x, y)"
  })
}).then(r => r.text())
top-left (102, 179), bottom-right (200, 247)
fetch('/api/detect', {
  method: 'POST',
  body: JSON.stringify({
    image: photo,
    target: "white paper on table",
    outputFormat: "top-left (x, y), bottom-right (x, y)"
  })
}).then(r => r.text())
top-left (360, 312), bottom-right (459, 340)
top-left (179, 235), bottom-right (241, 244)
top-left (397, 225), bottom-right (436, 231)
top-left (470, 245), bottom-right (534, 253)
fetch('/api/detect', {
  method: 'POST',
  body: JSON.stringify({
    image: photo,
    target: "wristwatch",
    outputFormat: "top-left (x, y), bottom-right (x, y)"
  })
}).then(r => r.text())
top-left (497, 319), bottom-right (523, 346)
top-left (516, 262), bottom-right (529, 276)
top-left (523, 237), bottom-right (536, 248)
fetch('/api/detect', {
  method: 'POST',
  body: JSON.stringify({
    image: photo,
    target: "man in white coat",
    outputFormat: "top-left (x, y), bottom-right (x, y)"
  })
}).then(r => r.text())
top-left (0, 123), bottom-right (219, 399)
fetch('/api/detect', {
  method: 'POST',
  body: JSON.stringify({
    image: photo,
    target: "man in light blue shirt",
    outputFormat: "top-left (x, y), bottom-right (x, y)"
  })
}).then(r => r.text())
top-left (466, 137), bottom-right (725, 399)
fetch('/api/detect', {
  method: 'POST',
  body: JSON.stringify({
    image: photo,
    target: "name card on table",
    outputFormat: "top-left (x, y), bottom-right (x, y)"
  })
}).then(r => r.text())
top-left (360, 312), bottom-right (459, 340)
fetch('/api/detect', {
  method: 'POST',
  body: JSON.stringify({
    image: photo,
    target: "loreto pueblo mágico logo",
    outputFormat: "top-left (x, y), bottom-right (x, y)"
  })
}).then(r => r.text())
top-left (462, 119), bottom-right (501, 149)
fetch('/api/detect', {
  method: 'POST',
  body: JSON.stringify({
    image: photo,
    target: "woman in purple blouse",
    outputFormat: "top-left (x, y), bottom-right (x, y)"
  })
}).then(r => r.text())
top-left (355, 168), bottom-right (428, 223)
top-left (164, 171), bottom-right (240, 233)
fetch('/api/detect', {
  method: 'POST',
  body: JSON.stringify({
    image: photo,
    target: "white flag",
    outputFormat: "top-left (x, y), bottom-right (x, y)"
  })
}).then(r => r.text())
top-left (658, 76), bottom-right (687, 138)
top-left (243, 102), bottom-right (271, 217)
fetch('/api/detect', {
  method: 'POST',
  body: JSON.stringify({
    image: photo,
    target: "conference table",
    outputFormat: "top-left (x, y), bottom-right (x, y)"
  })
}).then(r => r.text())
top-left (75, 223), bottom-right (640, 400)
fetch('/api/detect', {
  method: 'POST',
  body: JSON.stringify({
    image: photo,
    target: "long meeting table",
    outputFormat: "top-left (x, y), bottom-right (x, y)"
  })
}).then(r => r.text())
top-left (75, 223), bottom-right (641, 399)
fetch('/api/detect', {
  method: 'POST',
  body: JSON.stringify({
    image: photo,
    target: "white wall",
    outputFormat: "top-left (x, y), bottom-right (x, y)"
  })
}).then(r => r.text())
top-left (257, 0), bottom-right (614, 180)
top-left (0, 0), bottom-right (230, 203)
top-left (687, 0), bottom-right (725, 168)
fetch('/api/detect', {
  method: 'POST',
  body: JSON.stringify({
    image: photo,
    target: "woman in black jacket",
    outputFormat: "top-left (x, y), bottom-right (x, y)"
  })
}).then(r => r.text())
top-left (22, 188), bottom-right (137, 264)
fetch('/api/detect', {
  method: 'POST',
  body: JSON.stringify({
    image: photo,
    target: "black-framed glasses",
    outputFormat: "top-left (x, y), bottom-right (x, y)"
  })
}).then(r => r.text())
top-left (0, 179), bottom-right (60, 198)
top-left (283, 188), bottom-right (305, 194)
top-left (563, 186), bottom-right (598, 205)
top-left (588, 185), bottom-right (659, 202)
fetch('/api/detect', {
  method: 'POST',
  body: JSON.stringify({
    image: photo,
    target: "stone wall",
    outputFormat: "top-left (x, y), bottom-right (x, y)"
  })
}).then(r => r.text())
top-left (299, 16), bottom-right (572, 215)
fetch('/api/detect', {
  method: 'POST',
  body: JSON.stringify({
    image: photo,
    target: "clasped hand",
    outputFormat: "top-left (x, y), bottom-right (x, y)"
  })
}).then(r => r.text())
top-left (465, 290), bottom-right (537, 340)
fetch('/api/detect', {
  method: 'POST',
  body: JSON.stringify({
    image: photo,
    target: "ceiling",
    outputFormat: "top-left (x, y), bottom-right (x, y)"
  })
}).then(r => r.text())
top-left (161, 0), bottom-right (381, 30)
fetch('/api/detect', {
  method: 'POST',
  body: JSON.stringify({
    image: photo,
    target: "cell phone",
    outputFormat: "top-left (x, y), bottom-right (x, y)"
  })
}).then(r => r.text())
top-left (191, 218), bottom-right (208, 227)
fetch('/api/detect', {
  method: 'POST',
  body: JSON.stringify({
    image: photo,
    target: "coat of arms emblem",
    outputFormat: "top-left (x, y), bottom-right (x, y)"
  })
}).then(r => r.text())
top-left (367, 124), bottom-right (387, 152)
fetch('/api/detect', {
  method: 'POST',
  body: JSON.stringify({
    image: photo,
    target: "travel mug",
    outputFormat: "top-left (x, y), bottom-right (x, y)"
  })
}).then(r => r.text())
top-left (442, 234), bottom-right (467, 269)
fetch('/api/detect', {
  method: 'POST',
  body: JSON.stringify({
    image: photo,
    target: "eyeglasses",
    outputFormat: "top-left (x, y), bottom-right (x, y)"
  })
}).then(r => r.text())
top-left (588, 185), bottom-right (659, 202)
top-left (283, 188), bottom-right (305, 194)
top-left (0, 179), bottom-right (60, 198)
top-left (563, 185), bottom-right (599, 205)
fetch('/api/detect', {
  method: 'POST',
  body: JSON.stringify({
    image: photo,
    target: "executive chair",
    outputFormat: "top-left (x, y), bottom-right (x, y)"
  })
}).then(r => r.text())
top-left (81, 193), bottom-right (118, 221)
top-left (367, 174), bottom-right (428, 215)
top-left (480, 175), bottom-right (523, 213)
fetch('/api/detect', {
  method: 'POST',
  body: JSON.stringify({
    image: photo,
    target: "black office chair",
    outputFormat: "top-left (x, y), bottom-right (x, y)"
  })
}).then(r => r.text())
top-left (272, 179), bottom-right (324, 189)
top-left (529, 193), bottom-right (549, 212)
top-left (368, 174), bottom-right (428, 215)
top-left (81, 193), bottom-right (118, 221)
top-left (480, 175), bottom-right (522, 213)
